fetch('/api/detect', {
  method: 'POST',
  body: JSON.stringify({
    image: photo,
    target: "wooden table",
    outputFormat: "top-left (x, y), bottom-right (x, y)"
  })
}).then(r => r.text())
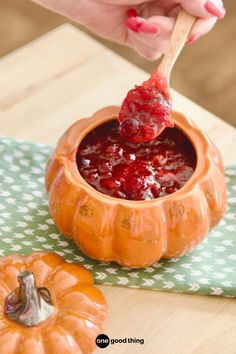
top-left (0, 25), bottom-right (236, 354)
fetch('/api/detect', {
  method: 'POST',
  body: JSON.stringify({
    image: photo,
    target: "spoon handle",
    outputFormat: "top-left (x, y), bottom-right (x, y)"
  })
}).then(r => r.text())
top-left (158, 10), bottom-right (196, 82)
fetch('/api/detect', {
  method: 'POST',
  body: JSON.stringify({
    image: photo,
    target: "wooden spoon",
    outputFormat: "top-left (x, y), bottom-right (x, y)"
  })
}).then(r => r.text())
top-left (118, 10), bottom-right (196, 143)
top-left (158, 10), bottom-right (196, 83)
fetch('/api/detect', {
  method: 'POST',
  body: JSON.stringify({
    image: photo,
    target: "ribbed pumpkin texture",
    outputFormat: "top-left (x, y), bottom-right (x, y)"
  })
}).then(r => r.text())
top-left (46, 106), bottom-right (227, 268)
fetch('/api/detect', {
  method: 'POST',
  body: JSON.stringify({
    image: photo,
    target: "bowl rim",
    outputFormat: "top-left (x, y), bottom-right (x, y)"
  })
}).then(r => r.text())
top-left (62, 106), bottom-right (213, 208)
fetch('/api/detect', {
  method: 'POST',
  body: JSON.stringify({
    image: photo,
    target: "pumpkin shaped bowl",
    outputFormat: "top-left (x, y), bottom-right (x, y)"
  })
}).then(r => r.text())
top-left (46, 106), bottom-right (227, 268)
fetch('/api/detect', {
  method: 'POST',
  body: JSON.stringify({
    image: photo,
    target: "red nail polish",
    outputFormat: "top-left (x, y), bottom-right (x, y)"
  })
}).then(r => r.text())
top-left (140, 22), bottom-right (160, 34)
top-left (187, 33), bottom-right (201, 44)
top-left (126, 17), bottom-right (144, 33)
top-left (127, 8), bottom-right (137, 18)
top-left (205, 0), bottom-right (226, 19)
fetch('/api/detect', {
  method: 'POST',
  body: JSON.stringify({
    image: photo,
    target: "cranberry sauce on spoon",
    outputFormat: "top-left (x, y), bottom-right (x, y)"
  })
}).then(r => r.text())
top-left (77, 120), bottom-right (196, 201)
top-left (118, 71), bottom-right (173, 143)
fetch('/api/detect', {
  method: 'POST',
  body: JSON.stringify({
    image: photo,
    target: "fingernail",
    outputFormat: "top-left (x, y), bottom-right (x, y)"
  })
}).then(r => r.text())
top-left (126, 17), bottom-right (144, 33)
top-left (139, 22), bottom-right (160, 34)
top-left (127, 8), bottom-right (137, 18)
top-left (187, 33), bottom-right (201, 44)
top-left (205, 0), bottom-right (226, 19)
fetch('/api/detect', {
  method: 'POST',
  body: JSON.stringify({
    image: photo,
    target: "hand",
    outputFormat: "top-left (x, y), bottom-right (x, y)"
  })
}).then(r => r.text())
top-left (32, 0), bottom-right (225, 59)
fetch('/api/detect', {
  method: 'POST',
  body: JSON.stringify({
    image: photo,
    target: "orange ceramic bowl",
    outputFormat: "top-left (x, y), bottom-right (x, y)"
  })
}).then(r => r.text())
top-left (46, 106), bottom-right (227, 268)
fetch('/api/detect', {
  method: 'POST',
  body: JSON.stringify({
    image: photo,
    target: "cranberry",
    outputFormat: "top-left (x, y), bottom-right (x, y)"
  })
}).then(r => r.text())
top-left (166, 187), bottom-right (178, 194)
top-left (120, 118), bottom-right (140, 137)
top-left (98, 160), bottom-right (113, 173)
top-left (77, 120), bottom-right (196, 201)
top-left (112, 190), bottom-right (127, 199)
top-left (113, 164), bottom-right (130, 180)
top-left (100, 177), bottom-right (120, 191)
top-left (151, 183), bottom-right (161, 198)
top-left (152, 154), bottom-right (164, 166)
top-left (124, 176), bottom-right (144, 195)
top-left (102, 172), bottom-right (112, 178)
top-left (85, 172), bottom-right (98, 183)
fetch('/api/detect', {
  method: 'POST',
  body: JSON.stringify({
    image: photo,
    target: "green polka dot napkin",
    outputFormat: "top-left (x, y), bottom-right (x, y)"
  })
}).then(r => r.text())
top-left (0, 136), bottom-right (235, 297)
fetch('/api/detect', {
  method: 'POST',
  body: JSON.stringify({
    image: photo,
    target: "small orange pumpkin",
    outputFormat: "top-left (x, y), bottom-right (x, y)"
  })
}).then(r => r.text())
top-left (0, 252), bottom-right (107, 354)
top-left (46, 106), bottom-right (227, 268)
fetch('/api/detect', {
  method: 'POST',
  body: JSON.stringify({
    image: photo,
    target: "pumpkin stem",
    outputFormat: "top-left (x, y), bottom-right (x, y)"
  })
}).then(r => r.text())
top-left (5, 270), bottom-right (54, 327)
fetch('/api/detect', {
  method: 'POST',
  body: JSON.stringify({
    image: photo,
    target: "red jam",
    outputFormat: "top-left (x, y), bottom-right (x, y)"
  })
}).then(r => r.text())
top-left (77, 120), bottom-right (196, 201)
top-left (119, 71), bottom-right (173, 143)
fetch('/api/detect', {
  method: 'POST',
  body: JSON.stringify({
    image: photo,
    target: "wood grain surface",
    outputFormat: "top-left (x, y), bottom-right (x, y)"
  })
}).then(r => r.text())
top-left (0, 25), bottom-right (236, 354)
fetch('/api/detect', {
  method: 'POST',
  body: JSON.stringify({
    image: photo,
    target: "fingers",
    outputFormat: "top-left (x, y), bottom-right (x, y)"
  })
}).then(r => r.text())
top-left (180, 0), bottom-right (224, 42)
top-left (180, 0), bottom-right (225, 19)
top-left (126, 0), bottom-right (226, 58)
top-left (126, 15), bottom-right (175, 60)
top-left (187, 17), bottom-right (217, 43)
